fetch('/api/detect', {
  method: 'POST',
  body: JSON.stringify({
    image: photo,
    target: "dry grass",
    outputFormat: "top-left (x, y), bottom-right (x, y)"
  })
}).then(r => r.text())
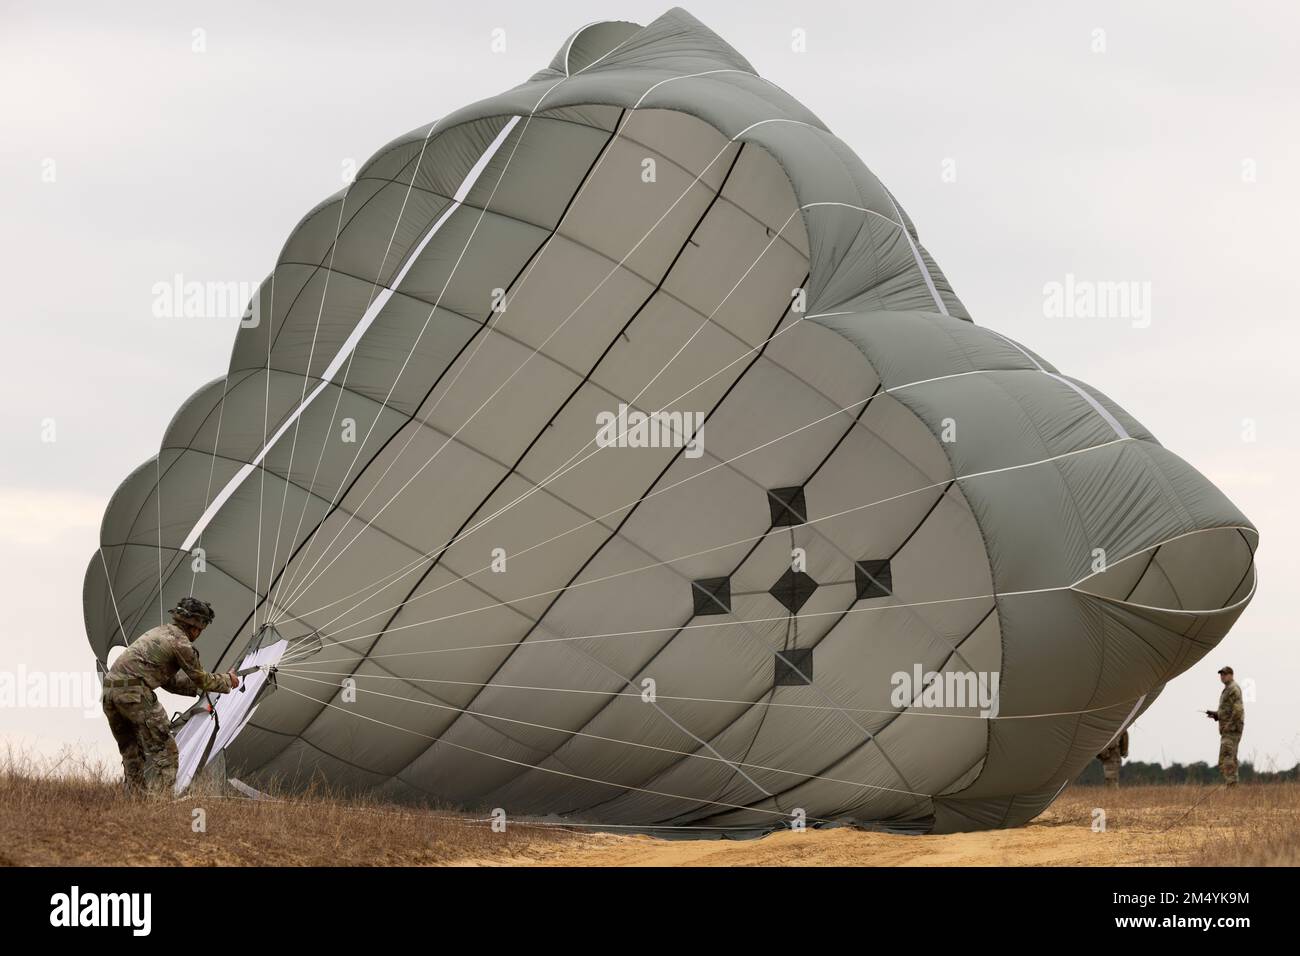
top-left (4, 747), bottom-right (1297, 866)
top-left (1042, 782), bottom-right (1300, 866)
top-left (0, 746), bottom-right (583, 867)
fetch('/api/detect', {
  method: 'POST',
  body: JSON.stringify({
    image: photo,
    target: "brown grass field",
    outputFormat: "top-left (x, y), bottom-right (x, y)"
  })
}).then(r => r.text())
top-left (3, 749), bottom-right (1297, 866)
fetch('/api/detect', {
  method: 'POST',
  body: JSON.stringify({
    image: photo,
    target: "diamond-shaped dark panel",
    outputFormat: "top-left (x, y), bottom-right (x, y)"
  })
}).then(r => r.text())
top-left (692, 576), bottom-right (731, 615)
top-left (774, 648), bottom-right (814, 686)
top-left (767, 486), bottom-right (807, 527)
top-left (769, 568), bottom-right (818, 613)
top-left (855, 559), bottom-right (893, 599)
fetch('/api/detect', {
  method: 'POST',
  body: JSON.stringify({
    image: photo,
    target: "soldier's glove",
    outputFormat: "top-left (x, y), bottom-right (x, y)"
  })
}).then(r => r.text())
top-left (1205, 710), bottom-right (1218, 720)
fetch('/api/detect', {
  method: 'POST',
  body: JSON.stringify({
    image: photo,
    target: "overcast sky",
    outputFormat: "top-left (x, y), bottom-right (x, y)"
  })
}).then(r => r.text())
top-left (1, 0), bottom-right (1296, 773)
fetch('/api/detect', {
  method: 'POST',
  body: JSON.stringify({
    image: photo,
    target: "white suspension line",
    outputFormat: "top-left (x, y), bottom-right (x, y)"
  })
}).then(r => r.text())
top-left (267, 123), bottom-right (450, 612)
top-left (291, 437), bottom-right (1133, 654)
top-left (263, 192), bottom-right (353, 627)
top-left (271, 69), bottom-right (818, 617)
top-left (275, 666), bottom-right (1150, 722)
top-left (266, 107), bottom-right (533, 611)
top-left (302, 363), bottom-right (1009, 636)
top-left (272, 106), bottom-right (757, 615)
top-left (277, 670), bottom-right (939, 795)
top-left (274, 683), bottom-right (844, 823)
top-left (97, 547), bottom-right (128, 649)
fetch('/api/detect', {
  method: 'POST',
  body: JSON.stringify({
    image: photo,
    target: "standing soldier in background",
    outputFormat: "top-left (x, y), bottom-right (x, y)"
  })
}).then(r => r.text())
top-left (100, 597), bottom-right (239, 795)
top-left (1205, 665), bottom-right (1245, 786)
top-left (1096, 729), bottom-right (1129, 788)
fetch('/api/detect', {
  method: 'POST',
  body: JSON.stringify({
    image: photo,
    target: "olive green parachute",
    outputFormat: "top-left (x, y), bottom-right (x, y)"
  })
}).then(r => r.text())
top-left (85, 8), bottom-right (1256, 832)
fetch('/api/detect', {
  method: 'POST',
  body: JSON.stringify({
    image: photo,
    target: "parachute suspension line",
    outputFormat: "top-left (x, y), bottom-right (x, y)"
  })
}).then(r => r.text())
top-left (307, 384), bottom-right (868, 635)
top-left (192, 368), bottom-right (233, 596)
top-left (569, 390), bottom-right (952, 821)
top-left (271, 98), bottom-right (749, 617)
top-left (155, 456), bottom-right (164, 626)
top-left (273, 667), bottom-right (1152, 722)
top-left (272, 682), bottom-right (877, 821)
top-left (287, 515), bottom-right (1254, 664)
top-left (266, 118), bottom-right (452, 616)
top-left (287, 592), bottom-right (1043, 662)
top-left (269, 77), bottom-right (577, 619)
top-left (273, 674), bottom-right (1150, 812)
top-left (275, 195), bottom-right (799, 619)
top-left (293, 363), bottom-right (1120, 632)
top-left (565, 631), bottom-right (774, 800)
top-left (295, 432), bottom-right (1133, 654)
top-left (435, 205), bottom-right (802, 562)
top-left (270, 72), bottom-right (807, 616)
top-left (183, 100), bottom-right (510, 635)
top-left (97, 547), bottom-right (128, 648)
top-left (284, 235), bottom-right (815, 807)
top-left (273, 149), bottom-right (802, 803)
top-left (265, 107), bottom-right (534, 614)
top-left (279, 664), bottom-right (1147, 720)
top-left (263, 190), bottom-right (354, 631)
top-left (282, 294), bottom-right (818, 628)
top-left (275, 670), bottom-right (918, 797)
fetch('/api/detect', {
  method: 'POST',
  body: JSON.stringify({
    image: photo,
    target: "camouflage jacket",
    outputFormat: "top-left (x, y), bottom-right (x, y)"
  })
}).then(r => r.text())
top-left (1217, 681), bottom-right (1245, 735)
top-left (1098, 729), bottom-right (1129, 762)
top-left (107, 622), bottom-right (233, 695)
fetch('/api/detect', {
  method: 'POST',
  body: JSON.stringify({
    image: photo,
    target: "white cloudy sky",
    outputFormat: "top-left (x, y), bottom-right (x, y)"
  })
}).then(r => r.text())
top-left (1, 0), bottom-right (1296, 772)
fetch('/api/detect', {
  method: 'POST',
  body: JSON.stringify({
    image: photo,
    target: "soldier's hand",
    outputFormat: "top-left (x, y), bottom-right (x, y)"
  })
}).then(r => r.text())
top-left (228, 669), bottom-right (240, 689)
top-left (1205, 710), bottom-right (1218, 720)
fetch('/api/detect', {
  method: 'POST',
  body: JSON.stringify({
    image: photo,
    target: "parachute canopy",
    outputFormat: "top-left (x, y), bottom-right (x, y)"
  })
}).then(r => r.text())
top-left (85, 7), bottom-right (1256, 833)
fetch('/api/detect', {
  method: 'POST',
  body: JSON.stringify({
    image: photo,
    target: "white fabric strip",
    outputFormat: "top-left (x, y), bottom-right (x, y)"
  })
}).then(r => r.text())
top-left (985, 328), bottom-right (1130, 440)
top-left (884, 194), bottom-right (948, 316)
top-left (179, 116), bottom-right (522, 553)
top-left (174, 637), bottom-right (288, 792)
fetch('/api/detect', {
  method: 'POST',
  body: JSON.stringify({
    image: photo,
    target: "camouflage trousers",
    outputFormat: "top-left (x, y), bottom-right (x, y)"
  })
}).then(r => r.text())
top-left (102, 686), bottom-right (178, 796)
top-left (1101, 753), bottom-right (1121, 788)
top-left (1218, 733), bottom-right (1241, 785)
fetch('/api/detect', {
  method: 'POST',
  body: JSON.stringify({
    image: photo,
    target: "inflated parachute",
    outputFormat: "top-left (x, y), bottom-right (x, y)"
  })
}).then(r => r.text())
top-left (85, 8), bottom-right (1256, 832)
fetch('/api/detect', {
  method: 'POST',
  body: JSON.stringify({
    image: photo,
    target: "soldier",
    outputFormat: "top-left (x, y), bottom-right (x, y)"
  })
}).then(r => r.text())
top-left (1096, 729), bottom-right (1129, 788)
top-left (100, 597), bottom-right (239, 796)
top-left (1205, 665), bottom-right (1245, 785)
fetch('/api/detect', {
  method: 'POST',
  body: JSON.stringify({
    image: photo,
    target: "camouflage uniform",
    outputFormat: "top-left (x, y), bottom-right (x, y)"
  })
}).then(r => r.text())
top-left (1096, 729), bottom-right (1129, 788)
top-left (1214, 680), bottom-right (1245, 784)
top-left (101, 622), bottom-right (232, 795)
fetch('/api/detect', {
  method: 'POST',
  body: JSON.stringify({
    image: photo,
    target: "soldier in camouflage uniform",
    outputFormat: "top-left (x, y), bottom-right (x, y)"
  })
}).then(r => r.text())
top-left (101, 597), bottom-right (238, 795)
top-left (1205, 665), bottom-right (1245, 785)
top-left (1096, 728), bottom-right (1129, 788)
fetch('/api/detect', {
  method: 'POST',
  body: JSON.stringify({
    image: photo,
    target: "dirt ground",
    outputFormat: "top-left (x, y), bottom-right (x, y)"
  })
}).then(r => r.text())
top-left (3, 754), bottom-right (1296, 866)
top-left (471, 784), bottom-right (1300, 867)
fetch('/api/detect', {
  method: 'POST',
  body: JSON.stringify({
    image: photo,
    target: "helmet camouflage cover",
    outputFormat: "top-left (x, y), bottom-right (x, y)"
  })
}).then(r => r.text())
top-left (170, 596), bottom-right (215, 628)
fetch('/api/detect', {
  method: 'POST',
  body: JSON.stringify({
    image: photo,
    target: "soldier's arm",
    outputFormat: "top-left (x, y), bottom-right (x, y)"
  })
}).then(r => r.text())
top-left (172, 637), bottom-right (233, 694)
top-left (1229, 686), bottom-right (1245, 722)
top-left (161, 670), bottom-right (201, 696)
